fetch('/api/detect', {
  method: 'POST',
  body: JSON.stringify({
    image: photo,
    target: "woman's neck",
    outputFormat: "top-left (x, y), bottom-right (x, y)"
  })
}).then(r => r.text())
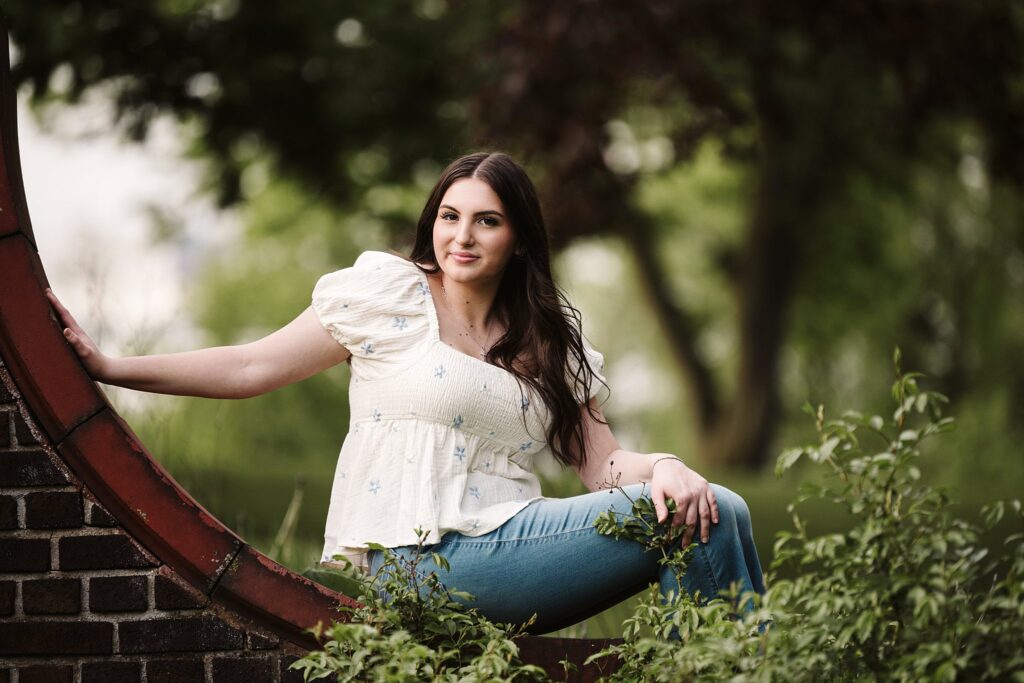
top-left (436, 271), bottom-right (500, 331)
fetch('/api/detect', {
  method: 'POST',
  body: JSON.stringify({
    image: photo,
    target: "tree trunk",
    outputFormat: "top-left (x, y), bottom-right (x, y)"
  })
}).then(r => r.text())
top-left (630, 214), bottom-right (720, 433)
top-left (629, 115), bottom-right (798, 469)
top-left (707, 113), bottom-right (800, 468)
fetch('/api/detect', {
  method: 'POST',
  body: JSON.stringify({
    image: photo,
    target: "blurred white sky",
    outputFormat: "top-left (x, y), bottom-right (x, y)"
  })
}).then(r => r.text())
top-left (17, 90), bottom-right (238, 356)
top-left (15, 83), bottom-right (242, 415)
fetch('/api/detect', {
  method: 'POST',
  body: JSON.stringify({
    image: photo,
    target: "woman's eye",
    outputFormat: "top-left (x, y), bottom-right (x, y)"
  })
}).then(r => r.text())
top-left (440, 212), bottom-right (457, 221)
top-left (480, 217), bottom-right (499, 227)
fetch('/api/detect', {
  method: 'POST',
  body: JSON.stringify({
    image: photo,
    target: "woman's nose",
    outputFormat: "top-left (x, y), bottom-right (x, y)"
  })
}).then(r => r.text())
top-left (454, 219), bottom-right (474, 246)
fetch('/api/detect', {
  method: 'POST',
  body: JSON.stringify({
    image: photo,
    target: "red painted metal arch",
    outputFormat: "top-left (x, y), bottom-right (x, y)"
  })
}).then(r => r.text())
top-left (0, 23), bottom-right (620, 680)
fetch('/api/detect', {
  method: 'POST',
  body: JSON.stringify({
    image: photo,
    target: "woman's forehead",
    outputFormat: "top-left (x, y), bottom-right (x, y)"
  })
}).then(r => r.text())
top-left (440, 177), bottom-right (505, 213)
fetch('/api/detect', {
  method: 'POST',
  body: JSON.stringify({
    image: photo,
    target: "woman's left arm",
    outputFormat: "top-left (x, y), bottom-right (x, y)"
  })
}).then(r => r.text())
top-left (571, 399), bottom-right (720, 545)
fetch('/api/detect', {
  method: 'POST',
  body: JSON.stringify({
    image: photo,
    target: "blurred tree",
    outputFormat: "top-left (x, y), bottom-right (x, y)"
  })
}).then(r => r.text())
top-left (4, 0), bottom-right (499, 205)
top-left (4, 1), bottom-right (1023, 469)
top-left (468, 1), bottom-right (1024, 468)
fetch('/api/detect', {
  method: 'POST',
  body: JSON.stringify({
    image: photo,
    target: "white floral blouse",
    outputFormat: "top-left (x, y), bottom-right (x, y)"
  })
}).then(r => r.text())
top-left (312, 251), bottom-right (608, 571)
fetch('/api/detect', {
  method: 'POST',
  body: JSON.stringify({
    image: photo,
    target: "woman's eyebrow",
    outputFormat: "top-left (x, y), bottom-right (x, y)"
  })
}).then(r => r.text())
top-left (439, 204), bottom-right (505, 218)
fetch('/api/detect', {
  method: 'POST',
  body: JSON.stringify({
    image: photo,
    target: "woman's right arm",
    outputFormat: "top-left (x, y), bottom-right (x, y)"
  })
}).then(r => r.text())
top-left (46, 289), bottom-right (351, 399)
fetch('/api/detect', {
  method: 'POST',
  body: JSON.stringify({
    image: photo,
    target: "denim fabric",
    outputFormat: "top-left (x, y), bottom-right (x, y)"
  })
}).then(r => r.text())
top-left (366, 482), bottom-right (765, 634)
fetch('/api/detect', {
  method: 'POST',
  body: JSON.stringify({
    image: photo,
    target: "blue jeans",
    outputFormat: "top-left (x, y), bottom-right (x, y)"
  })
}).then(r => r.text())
top-left (366, 483), bottom-right (765, 634)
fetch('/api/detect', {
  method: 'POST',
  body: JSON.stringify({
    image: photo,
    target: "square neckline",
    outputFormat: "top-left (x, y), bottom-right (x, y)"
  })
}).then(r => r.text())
top-left (373, 251), bottom-right (539, 383)
top-left (411, 262), bottom-right (545, 386)
top-left (414, 266), bottom-right (512, 374)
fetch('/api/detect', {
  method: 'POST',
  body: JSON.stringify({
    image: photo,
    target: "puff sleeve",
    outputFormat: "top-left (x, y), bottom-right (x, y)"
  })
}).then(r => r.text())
top-left (311, 251), bottom-right (431, 379)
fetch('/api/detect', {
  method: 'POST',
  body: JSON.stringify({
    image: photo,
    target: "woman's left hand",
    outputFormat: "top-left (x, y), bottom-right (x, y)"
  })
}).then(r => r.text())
top-left (649, 455), bottom-right (719, 546)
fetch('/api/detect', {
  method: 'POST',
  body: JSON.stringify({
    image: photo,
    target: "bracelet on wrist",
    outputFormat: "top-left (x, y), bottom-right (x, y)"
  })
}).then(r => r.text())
top-left (652, 455), bottom-right (684, 471)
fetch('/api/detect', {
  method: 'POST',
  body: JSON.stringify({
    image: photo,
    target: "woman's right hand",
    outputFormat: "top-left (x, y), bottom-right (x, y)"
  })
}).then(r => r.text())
top-left (45, 288), bottom-right (111, 380)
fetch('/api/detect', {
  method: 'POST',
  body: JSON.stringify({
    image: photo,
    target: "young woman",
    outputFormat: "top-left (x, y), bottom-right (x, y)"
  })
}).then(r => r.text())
top-left (47, 152), bottom-right (764, 634)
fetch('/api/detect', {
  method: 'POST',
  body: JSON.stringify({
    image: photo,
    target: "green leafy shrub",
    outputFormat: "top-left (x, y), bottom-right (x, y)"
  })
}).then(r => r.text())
top-left (589, 348), bottom-right (1024, 682)
top-left (291, 529), bottom-right (548, 682)
top-left (295, 349), bottom-right (1024, 681)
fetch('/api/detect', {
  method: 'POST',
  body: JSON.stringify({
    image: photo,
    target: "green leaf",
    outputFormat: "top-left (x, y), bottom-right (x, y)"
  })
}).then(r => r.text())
top-left (819, 437), bottom-right (841, 459)
top-left (898, 429), bottom-right (919, 443)
top-left (776, 447), bottom-right (804, 476)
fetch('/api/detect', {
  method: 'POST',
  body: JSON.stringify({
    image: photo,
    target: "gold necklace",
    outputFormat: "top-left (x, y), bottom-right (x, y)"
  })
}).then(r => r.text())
top-left (439, 279), bottom-right (494, 358)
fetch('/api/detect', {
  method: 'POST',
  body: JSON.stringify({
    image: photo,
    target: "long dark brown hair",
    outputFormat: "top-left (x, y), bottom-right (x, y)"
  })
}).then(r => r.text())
top-left (409, 152), bottom-right (607, 469)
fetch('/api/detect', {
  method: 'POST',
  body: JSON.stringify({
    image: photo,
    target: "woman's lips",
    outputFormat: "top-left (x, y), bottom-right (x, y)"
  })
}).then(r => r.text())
top-left (450, 252), bottom-right (479, 264)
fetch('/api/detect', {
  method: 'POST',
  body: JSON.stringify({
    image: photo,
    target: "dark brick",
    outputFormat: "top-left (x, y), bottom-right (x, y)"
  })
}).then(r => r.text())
top-left (212, 657), bottom-right (273, 683)
top-left (0, 621), bottom-right (113, 655)
top-left (25, 491), bottom-right (83, 529)
top-left (0, 450), bottom-right (68, 487)
top-left (59, 533), bottom-right (155, 570)
top-left (146, 659), bottom-right (205, 683)
top-left (13, 412), bottom-right (38, 445)
top-left (0, 537), bottom-right (50, 572)
top-left (0, 666), bottom-right (9, 683)
top-left (155, 574), bottom-right (206, 610)
top-left (0, 411), bottom-right (9, 448)
top-left (0, 494), bottom-right (16, 529)
top-left (90, 575), bottom-right (148, 612)
top-left (120, 615), bottom-right (244, 653)
top-left (86, 501), bottom-right (118, 527)
top-left (246, 630), bottom-right (279, 650)
top-left (0, 581), bottom-right (14, 616)
top-left (18, 665), bottom-right (73, 683)
top-left (280, 655), bottom-right (306, 683)
top-left (81, 661), bottom-right (141, 683)
top-left (23, 578), bottom-right (81, 615)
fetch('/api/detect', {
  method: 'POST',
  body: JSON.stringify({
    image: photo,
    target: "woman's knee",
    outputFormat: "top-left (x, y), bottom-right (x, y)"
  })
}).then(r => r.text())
top-left (594, 482), bottom-right (752, 544)
top-left (710, 484), bottom-right (751, 526)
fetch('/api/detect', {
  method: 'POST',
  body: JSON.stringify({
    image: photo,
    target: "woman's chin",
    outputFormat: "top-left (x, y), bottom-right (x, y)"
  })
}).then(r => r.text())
top-left (442, 263), bottom-right (505, 286)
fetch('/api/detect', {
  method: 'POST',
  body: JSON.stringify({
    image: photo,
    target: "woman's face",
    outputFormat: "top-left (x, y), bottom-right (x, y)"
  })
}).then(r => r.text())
top-left (432, 177), bottom-right (518, 288)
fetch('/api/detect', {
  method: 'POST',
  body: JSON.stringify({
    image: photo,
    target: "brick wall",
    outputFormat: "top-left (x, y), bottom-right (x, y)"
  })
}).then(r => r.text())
top-left (0, 362), bottom-right (308, 683)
